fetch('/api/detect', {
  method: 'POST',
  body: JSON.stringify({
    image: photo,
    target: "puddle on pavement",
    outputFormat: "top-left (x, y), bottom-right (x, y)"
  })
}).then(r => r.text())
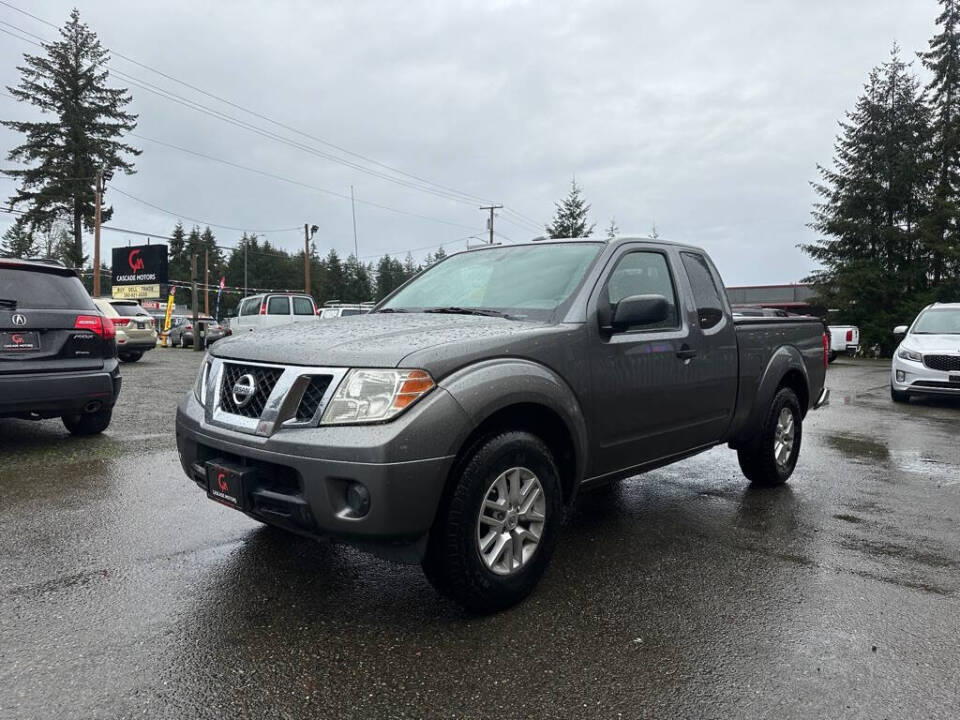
top-left (826, 433), bottom-right (890, 462)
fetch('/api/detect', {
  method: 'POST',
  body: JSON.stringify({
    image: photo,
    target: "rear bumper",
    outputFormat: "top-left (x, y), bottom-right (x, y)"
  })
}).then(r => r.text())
top-left (814, 387), bottom-right (830, 409)
top-left (0, 361), bottom-right (121, 418)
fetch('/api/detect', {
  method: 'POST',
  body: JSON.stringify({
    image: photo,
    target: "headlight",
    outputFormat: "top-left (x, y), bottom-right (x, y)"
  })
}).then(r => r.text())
top-left (321, 369), bottom-right (435, 424)
top-left (897, 347), bottom-right (922, 362)
top-left (193, 356), bottom-right (211, 404)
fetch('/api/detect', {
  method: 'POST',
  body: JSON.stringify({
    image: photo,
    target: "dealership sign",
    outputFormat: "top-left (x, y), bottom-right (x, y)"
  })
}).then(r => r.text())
top-left (111, 244), bottom-right (168, 299)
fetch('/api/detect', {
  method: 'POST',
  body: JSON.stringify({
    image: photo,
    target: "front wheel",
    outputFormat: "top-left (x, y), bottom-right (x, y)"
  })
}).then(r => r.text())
top-left (737, 387), bottom-right (802, 487)
top-left (891, 384), bottom-right (909, 403)
top-left (422, 431), bottom-right (563, 614)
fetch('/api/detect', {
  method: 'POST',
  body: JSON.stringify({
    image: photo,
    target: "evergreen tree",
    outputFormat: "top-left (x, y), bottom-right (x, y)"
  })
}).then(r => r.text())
top-left (606, 218), bottom-right (619, 239)
top-left (545, 178), bottom-right (595, 238)
top-left (433, 246), bottom-right (448, 262)
top-left (2, 10), bottom-right (139, 266)
top-left (323, 249), bottom-right (345, 302)
top-left (40, 221), bottom-right (71, 262)
top-left (168, 222), bottom-right (188, 282)
top-left (342, 254), bottom-right (373, 302)
top-left (919, 0), bottom-right (960, 282)
top-left (803, 46), bottom-right (934, 349)
top-left (403, 252), bottom-right (417, 279)
top-left (0, 218), bottom-right (39, 258)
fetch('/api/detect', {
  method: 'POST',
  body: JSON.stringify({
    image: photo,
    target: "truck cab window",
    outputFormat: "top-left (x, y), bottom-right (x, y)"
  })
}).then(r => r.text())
top-left (681, 252), bottom-right (725, 329)
top-left (604, 251), bottom-right (679, 331)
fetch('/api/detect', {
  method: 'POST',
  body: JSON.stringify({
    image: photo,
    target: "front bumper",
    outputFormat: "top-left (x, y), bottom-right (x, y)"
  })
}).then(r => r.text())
top-left (175, 386), bottom-right (469, 546)
top-left (0, 360), bottom-right (122, 418)
top-left (891, 355), bottom-right (960, 397)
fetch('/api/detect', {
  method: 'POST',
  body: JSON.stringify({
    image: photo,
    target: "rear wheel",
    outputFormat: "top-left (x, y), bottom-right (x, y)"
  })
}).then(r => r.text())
top-left (120, 351), bottom-right (142, 362)
top-left (890, 384), bottom-right (909, 403)
top-left (737, 387), bottom-right (802, 487)
top-left (178, 335), bottom-right (187, 349)
top-left (423, 431), bottom-right (563, 614)
top-left (62, 407), bottom-right (113, 436)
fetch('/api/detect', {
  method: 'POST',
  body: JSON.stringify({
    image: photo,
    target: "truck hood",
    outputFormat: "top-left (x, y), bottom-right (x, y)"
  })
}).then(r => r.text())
top-left (211, 313), bottom-right (554, 370)
top-left (901, 334), bottom-right (960, 353)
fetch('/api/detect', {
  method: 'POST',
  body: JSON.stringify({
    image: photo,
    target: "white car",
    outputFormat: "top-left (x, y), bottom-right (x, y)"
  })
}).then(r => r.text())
top-left (890, 303), bottom-right (960, 402)
top-left (318, 302), bottom-right (373, 319)
top-left (231, 293), bottom-right (319, 332)
top-left (827, 325), bottom-right (859, 362)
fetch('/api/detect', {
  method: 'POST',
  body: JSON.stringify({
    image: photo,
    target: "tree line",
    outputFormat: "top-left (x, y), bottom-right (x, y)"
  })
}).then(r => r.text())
top-left (804, 0), bottom-right (960, 350)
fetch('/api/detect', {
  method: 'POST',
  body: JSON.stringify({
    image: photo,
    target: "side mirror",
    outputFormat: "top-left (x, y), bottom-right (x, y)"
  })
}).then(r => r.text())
top-left (893, 325), bottom-right (908, 335)
top-left (610, 294), bottom-right (670, 331)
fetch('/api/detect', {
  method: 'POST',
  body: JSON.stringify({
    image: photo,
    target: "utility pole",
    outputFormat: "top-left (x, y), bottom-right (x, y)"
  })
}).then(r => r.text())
top-left (480, 205), bottom-right (502, 245)
top-left (350, 185), bottom-right (359, 258)
top-left (304, 224), bottom-right (318, 294)
top-left (204, 249), bottom-right (209, 316)
top-left (243, 237), bottom-right (248, 297)
top-left (93, 170), bottom-right (103, 296)
top-left (191, 254), bottom-right (201, 352)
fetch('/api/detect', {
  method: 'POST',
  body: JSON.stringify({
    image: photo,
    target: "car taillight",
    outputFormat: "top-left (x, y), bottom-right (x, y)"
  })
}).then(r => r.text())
top-left (822, 332), bottom-right (829, 368)
top-left (75, 314), bottom-right (116, 340)
top-left (113, 317), bottom-right (131, 326)
top-left (185, 324), bottom-right (193, 331)
top-left (259, 301), bottom-right (267, 315)
top-left (846, 329), bottom-right (853, 342)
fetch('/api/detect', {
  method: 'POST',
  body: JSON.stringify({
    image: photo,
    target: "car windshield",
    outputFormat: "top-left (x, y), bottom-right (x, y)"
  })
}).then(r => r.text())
top-left (380, 243), bottom-right (603, 319)
top-left (912, 308), bottom-right (960, 334)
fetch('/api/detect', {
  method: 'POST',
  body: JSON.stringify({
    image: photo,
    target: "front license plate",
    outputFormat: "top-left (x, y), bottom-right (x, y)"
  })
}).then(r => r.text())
top-left (950, 374), bottom-right (960, 384)
top-left (0, 331), bottom-right (39, 352)
top-left (206, 461), bottom-right (249, 509)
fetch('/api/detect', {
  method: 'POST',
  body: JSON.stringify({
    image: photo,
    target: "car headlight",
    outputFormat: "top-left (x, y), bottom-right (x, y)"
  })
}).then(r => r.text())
top-left (193, 356), bottom-right (212, 404)
top-left (897, 347), bottom-right (922, 362)
top-left (321, 369), bottom-right (435, 424)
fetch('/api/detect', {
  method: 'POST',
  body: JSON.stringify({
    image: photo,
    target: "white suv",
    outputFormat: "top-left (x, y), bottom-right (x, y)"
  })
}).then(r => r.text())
top-left (891, 303), bottom-right (960, 402)
top-left (231, 294), bottom-right (319, 332)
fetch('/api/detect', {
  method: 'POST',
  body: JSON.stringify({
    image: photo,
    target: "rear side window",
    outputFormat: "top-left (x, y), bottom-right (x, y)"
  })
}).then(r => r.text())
top-left (292, 296), bottom-right (315, 315)
top-left (340, 308), bottom-right (361, 316)
top-left (0, 267), bottom-right (95, 310)
top-left (111, 302), bottom-right (148, 317)
top-left (267, 296), bottom-right (290, 315)
top-left (239, 298), bottom-right (260, 316)
top-left (680, 252), bottom-right (725, 330)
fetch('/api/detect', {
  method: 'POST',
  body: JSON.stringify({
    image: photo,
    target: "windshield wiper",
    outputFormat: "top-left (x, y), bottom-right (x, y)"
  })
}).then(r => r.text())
top-left (422, 306), bottom-right (515, 319)
top-left (0, 298), bottom-right (17, 309)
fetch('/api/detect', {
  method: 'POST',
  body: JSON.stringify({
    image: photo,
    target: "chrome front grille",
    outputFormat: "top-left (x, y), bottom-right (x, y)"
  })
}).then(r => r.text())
top-left (923, 354), bottom-right (960, 372)
top-left (219, 362), bottom-right (284, 418)
top-left (207, 359), bottom-right (346, 436)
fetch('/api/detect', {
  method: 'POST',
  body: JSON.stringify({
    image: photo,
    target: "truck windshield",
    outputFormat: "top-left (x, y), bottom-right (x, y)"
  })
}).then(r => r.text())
top-left (380, 243), bottom-right (603, 319)
top-left (913, 308), bottom-right (960, 334)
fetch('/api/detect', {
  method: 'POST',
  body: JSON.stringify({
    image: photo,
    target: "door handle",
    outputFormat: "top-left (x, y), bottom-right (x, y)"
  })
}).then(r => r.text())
top-left (676, 345), bottom-right (698, 360)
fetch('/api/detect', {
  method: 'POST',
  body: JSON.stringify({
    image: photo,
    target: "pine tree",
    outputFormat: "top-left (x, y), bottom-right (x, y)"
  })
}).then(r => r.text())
top-left (545, 179), bottom-right (595, 238)
top-left (2, 9), bottom-right (139, 266)
top-left (920, 0), bottom-right (960, 283)
top-left (402, 252), bottom-right (417, 280)
top-left (0, 218), bottom-right (39, 258)
top-left (433, 246), bottom-right (447, 262)
top-left (168, 222), bottom-right (188, 282)
top-left (803, 46), bottom-right (934, 348)
top-left (606, 218), bottom-right (619, 239)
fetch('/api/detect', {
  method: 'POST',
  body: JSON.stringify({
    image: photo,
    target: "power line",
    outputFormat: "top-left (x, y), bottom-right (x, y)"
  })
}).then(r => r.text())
top-left (0, 0), bottom-right (495, 207)
top-left (107, 186), bottom-right (301, 234)
top-left (128, 133), bottom-right (484, 232)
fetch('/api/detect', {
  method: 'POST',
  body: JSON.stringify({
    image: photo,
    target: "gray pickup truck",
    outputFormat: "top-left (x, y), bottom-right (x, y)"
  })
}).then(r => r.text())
top-left (176, 238), bottom-right (829, 612)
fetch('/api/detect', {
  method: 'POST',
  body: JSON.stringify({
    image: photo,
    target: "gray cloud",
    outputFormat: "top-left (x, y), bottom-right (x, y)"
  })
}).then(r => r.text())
top-left (0, 0), bottom-right (940, 284)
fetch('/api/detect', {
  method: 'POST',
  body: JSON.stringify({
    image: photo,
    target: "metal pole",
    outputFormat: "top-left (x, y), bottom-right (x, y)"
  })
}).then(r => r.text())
top-left (204, 249), bottom-right (209, 316)
top-left (191, 254), bottom-right (201, 351)
top-left (480, 205), bottom-right (502, 245)
top-left (93, 171), bottom-right (102, 296)
top-left (304, 223), bottom-right (311, 294)
top-left (351, 185), bottom-right (359, 258)
top-left (243, 237), bottom-right (248, 296)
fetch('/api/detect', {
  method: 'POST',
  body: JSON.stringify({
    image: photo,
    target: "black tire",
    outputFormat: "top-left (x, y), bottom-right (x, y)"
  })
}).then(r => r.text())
top-left (62, 407), bottom-right (113, 436)
top-left (737, 387), bottom-right (802, 487)
top-left (422, 431), bottom-right (563, 614)
top-left (120, 351), bottom-right (142, 363)
top-left (828, 350), bottom-right (837, 363)
top-left (890, 384), bottom-right (909, 403)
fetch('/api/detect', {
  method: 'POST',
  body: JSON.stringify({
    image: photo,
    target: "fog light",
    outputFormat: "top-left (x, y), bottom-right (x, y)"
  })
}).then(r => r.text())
top-left (345, 481), bottom-right (371, 516)
top-left (896, 370), bottom-right (906, 382)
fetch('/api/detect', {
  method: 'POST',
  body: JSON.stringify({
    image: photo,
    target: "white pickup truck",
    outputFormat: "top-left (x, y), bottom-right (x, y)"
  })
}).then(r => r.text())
top-left (827, 325), bottom-right (859, 362)
top-left (231, 293), bottom-right (320, 333)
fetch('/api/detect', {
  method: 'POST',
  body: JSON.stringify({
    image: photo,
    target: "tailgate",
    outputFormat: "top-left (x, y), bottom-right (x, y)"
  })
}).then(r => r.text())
top-left (0, 309), bottom-right (106, 374)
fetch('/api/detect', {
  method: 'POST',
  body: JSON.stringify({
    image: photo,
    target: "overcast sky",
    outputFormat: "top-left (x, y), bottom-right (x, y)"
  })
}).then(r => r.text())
top-left (0, 0), bottom-right (942, 286)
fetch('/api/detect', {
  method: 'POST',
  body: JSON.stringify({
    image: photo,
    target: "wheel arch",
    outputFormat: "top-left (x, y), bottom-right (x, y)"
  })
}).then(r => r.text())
top-left (730, 345), bottom-right (810, 448)
top-left (439, 359), bottom-right (588, 506)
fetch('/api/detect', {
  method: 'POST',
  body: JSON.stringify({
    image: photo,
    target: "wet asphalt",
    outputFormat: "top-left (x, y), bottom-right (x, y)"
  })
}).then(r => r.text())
top-left (1, 350), bottom-right (959, 719)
